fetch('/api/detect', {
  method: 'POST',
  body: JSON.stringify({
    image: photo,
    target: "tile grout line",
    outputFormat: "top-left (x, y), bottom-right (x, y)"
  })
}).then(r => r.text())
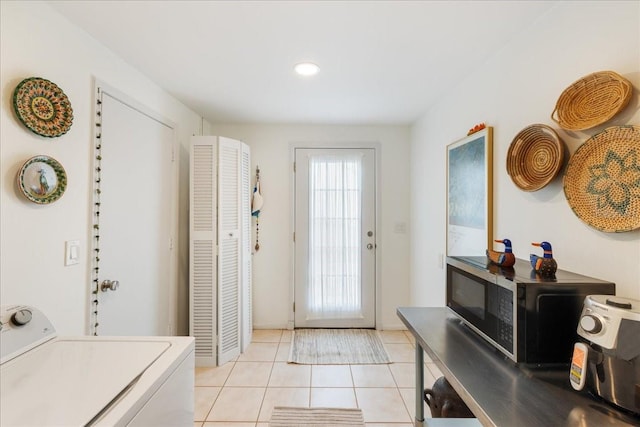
top-left (254, 339), bottom-right (279, 425)
top-left (200, 359), bottom-right (235, 423)
top-left (308, 361), bottom-right (314, 407)
top-left (349, 364), bottom-right (361, 411)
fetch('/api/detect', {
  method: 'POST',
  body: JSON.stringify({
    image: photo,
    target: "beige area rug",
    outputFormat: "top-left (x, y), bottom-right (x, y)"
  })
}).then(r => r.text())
top-left (269, 407), bottom-right (365, 427)
top-left (288, 329), bottom-right (391, 364)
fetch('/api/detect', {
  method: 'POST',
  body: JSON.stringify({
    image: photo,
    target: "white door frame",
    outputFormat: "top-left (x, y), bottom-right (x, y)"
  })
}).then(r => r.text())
top-left (89, 78), bottom-right (179, 336)
top-left (289, 141), bottom-right (381, 330)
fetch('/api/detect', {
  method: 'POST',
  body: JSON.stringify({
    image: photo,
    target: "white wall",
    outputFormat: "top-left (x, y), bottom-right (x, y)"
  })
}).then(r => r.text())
top-left (410, 1), bottom-right (640, 306)
top-left (6, 0), bottom-right (633, 336)
top-left (0, 1), bottom-right (204, 335)
top-left (204, 123), bottom-right (411, 330)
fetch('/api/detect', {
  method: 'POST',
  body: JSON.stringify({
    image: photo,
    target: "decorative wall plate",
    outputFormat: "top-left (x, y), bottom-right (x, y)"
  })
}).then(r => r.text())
top-left (564, 125), bottom-right (640, 232)
top-left (17, 156), bottom-right (67, 204)
top-left (12, 77), bottom-right (73, 138)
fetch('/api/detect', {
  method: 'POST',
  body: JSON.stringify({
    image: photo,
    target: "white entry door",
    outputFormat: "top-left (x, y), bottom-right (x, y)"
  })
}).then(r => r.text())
top-left (95, 87), bottom-right (176, 336)
top-left (294, 148), bottom-right (376, 328)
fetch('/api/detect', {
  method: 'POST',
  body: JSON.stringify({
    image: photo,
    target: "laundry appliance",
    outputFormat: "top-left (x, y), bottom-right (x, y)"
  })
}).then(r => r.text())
top-left (0, 305), bottom-right (194, 426)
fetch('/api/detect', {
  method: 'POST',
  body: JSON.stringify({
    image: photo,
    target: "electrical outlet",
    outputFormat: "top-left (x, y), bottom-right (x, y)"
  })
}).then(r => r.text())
top-left (393, 222), bottom-right (407, 234)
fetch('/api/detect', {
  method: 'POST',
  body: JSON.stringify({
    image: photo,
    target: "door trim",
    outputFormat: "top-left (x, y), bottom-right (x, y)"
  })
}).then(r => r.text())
top-left (89, 78), bottom-right (179, 336)
top-left (289, 141), bottom-right (381, 330)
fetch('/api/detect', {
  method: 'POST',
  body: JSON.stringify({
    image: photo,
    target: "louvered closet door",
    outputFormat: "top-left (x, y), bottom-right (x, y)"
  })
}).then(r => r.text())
top-left (190, 138), bottom-right (217, 365)
top-left (241, 144), bottom-right (252, 351)
top-left (217, 137), bottom-right (242, 365)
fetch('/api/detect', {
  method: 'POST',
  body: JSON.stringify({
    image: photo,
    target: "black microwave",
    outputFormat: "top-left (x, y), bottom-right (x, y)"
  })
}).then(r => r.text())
top-left (446, 256), bottom-right (615, 366)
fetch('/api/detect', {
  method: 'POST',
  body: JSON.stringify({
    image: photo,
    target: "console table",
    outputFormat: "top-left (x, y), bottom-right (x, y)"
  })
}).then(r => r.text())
top-left (397, 307), bottom-right (639, 427)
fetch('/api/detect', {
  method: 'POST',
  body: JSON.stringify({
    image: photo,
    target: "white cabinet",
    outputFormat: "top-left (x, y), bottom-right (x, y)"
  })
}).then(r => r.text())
top-left (189, 136), bottom-right (252, 366)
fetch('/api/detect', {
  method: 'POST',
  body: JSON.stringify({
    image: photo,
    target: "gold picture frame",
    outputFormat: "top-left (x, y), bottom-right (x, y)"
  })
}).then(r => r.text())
top-left (446, 127), bottom-right (493, 256)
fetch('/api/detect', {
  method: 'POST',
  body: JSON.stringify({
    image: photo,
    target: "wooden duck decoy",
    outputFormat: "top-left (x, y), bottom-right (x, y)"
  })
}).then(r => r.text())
top-left (530, 241), bottom-right (557, 276)
top-left (486, 239), bottom-right (516, 267)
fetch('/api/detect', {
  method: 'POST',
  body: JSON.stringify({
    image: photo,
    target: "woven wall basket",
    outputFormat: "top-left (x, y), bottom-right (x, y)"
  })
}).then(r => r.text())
top-left (507, 124), bottom-right (565, 191)
top-left (552, 71), bottom-right (632, 131)
top-left (564, 125), bottom-right (640, 232)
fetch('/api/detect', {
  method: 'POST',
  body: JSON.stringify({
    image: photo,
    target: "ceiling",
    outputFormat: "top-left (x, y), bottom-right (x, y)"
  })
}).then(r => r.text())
top-left (48, 1), bottom-right (557, 125)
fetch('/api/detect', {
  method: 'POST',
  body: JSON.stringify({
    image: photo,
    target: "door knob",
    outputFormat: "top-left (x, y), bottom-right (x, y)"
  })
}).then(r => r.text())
top-left (367, 243), bottom-right (374, 250)
top-left (100, 280), bottom-right (120, 292)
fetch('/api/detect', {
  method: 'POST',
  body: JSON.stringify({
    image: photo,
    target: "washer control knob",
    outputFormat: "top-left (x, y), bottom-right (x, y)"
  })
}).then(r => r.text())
top-left (11, 309), bottom-right (33, 326)
top-left (580, 315), bottom-right (603, 334)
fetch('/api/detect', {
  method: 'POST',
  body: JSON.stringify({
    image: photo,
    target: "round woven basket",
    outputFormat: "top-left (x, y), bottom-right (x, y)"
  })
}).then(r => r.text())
top-left (551, 71), bottom-right (632, 131)
top-left (507, 124), bottom-right (565, 191)
top-left (564, 125), bottom-right (640, 232)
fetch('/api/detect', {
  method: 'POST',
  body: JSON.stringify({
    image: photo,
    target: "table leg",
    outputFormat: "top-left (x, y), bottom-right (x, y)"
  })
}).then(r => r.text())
top-left (415, 342), bottom-right (424, 426)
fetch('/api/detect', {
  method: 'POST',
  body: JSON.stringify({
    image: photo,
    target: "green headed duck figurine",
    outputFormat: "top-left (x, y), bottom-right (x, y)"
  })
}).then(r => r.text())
top-left (486, 239), bottom-right (516, 267)
top-left (530, 241), bottom-right (557, 276)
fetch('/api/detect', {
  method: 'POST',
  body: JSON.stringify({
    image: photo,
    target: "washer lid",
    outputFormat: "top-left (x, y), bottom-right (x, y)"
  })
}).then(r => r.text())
top-left (1, 339), bottom-right (170, 427)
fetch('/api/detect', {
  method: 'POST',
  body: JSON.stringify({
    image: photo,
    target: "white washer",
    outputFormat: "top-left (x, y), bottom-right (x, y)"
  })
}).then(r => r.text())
top-left (0, 305), bottom-right (194, 426)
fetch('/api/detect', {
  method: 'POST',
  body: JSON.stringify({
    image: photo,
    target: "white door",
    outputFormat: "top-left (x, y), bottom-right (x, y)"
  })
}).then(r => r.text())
top-left (294, 148), bottom-right (376, 328)
top-left (95, 88), bottom-right (176, 336)
top-left (190, 136), bottom-right (249, 366)
top-left (240, 143), bottom-right (252, 351)
top-left (217, 138), bottom-right (242, 363)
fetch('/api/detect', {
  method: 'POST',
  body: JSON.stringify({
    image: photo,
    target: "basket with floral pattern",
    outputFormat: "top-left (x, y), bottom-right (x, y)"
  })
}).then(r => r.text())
top-left (563, 125), bottom-right (640, 232)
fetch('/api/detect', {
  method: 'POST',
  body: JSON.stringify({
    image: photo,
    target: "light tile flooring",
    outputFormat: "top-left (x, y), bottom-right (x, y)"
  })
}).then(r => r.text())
top-left (194, 329), bottom-right (442, 427)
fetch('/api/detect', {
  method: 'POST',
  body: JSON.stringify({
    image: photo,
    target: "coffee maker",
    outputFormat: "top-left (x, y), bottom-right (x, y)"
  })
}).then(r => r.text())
top-left (570, 295), bottom-right (640, 415)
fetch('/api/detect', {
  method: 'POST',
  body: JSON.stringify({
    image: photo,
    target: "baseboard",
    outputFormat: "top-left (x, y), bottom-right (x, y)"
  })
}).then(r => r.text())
top-left (252, 323), bottom-right (407, 331)
top-left (379, 323), bottom-right (407, 331)
top-left (252, 323), bottom-right (290, 330)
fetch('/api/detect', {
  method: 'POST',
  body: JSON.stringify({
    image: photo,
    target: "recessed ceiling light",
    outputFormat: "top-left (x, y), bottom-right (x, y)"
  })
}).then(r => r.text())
top-left (294, 62), bottom-right (320, 76)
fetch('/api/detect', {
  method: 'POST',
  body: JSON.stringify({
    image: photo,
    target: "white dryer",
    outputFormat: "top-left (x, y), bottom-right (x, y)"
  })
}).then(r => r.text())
top-left (0, 305), bottom-right (194, 426)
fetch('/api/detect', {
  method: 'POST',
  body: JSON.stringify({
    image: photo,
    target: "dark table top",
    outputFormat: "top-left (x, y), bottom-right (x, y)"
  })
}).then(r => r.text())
top-left (397, 307), bottom-right (640, 427)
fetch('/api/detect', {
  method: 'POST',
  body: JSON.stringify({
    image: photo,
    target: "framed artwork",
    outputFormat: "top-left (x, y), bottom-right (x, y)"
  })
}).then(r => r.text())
top-left (447, 127), bottom-right (493, 256)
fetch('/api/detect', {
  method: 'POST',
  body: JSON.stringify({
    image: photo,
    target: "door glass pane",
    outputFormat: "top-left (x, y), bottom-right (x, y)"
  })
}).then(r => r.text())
top-left (307, 153), bottom-right (362, 319)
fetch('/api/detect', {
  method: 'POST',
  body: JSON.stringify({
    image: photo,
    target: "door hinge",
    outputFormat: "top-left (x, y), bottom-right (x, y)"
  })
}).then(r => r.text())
top-left (293, 161), bottom-right (296, 173)
top-left (293, 302), bottom-right (295, 312)
top-left (171, 146), bottom-right (175, 162)
top-left (169, 237), bottom-right (174, 250)
top-left (293, 232), bottom-right (295, 242)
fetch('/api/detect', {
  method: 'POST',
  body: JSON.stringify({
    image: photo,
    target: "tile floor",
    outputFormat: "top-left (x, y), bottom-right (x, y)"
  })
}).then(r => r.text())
top-left (194, 329), bottom-right (442, 427)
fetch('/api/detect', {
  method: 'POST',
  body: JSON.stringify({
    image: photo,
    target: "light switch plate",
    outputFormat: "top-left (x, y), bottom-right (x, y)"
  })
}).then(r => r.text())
top-left (65, 240), bottom-right (80, 266)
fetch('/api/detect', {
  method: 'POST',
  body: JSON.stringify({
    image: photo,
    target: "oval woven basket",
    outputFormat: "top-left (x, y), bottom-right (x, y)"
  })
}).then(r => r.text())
top-left (551, 71), bottom-right (632, 131)
top-left (507, 124), bottom-right (565, 191)
top-left (564, 125), bottom-right (640, 232)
